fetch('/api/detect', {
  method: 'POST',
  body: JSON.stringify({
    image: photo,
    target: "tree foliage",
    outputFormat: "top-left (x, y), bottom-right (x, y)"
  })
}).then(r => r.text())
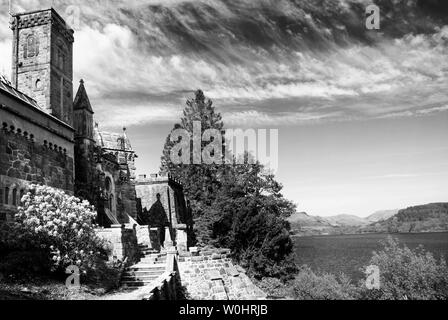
top-left (359, 237), bottom-right (448, 300)
top-left (160, 90), bottom-right (296, 278)
top-left (292, 266), bottom-right (358, 300)
top-left (161, 90), bottom-right (224, 244)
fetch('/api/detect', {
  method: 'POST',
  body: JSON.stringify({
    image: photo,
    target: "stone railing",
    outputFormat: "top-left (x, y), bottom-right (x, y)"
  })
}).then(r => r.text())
top-left (145, 248), bottom-right (182, 300)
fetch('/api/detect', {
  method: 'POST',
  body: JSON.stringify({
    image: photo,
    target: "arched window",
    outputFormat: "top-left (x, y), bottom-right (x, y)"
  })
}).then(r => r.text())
top-left (109, 194), bottom-right (114, 211)
top-left (12, 189), bottom-right (17, 206)
top-left (35, 79), bottom-right (42, 90)
top-left (24, 35), bottom-right (39, 58)
top-left (55, 40), bottom-right (67, 71)
top-left (105, 177), bottom-right (112, 192)
top-left (19, 189), bottom-right (25, 204)
top-left (4, 187), bottom-right (9, 205)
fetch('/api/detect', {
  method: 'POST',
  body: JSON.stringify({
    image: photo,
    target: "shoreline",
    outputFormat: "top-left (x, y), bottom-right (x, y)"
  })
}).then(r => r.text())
top-left (291, 230), bottom-right (448, 238)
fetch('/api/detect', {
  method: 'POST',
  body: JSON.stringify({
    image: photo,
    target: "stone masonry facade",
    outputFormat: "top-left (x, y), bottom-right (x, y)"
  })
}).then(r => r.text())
top-left (0, 124), bottom-right (74, 191)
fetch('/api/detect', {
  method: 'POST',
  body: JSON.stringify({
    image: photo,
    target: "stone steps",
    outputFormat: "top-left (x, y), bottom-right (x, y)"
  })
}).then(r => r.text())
top-left (122, 274), bottom-right (160, 282)
top-left (139, 255), bottom-right (166, 261)
top-left (120, 249), bottom-right (167, 290)
top-left (124, 268), bottom-right (165, 276)
top-left (121, 281), bottom-right (154, 288)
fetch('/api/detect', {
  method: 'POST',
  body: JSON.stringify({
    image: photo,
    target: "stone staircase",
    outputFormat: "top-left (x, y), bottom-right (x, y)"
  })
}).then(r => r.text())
top-left (120, 244), bottom-right (167, 290)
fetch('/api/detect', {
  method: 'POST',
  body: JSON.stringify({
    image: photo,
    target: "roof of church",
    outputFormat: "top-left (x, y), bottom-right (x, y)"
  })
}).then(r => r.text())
top-left (0, 80), bottom-right (40, 109)
top-left (94, 126), bottom-right (133, 152)
top-left (73, 79), bottom-right (93, 113)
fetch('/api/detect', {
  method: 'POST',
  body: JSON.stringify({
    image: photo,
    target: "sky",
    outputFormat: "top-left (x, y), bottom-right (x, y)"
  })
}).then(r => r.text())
top-left (0, 0), bottom-right (447, 217)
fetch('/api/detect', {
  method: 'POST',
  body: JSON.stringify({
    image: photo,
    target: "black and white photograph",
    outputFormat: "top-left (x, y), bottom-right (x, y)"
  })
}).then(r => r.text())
top-left (0, 0), bottom-right (447, 308)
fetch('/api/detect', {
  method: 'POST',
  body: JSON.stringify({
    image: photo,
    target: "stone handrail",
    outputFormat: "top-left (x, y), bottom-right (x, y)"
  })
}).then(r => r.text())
top-left (140, 248), bottom-right (181, 300)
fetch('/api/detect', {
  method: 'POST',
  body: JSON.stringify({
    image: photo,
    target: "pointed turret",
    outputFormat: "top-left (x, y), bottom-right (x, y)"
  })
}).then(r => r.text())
top-left (74, 79), bottom-right (93, 113)
top-left (73, 79), bottom-right (94, 140)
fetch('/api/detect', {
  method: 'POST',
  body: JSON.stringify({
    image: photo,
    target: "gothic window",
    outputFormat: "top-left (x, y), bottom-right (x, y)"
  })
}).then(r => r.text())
top-left (19, 190), bottom-right (25, 204)
top-left (55, 40), bottom-right (68, 72)
top-left (109, 194), bottom-right (114, 211)
top-left (4, 187), bottom-right (9, 205)
top-left (35, 79), bottom-right (42, 90)
top-left (12, 189), bottom-right (17, 206)
top-left (24, 35), bottom-right (39, 58)
top-left (105, 177), bottom-right (112, 192)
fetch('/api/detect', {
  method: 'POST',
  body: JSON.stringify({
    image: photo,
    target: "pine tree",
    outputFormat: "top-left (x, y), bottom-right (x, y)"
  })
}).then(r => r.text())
top-left (160, 90), bottom-right (224, 244)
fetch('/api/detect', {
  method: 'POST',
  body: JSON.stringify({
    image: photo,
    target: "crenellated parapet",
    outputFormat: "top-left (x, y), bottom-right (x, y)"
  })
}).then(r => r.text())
top-left (0, 120), bottom-right (74, 193)
top-left (1, 121), bottom-right (69, 157)
top-left (10, 8), bottom-right (74, 43)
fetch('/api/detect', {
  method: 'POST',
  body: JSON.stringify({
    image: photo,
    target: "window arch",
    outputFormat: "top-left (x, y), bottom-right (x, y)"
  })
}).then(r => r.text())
top-left (105, 177), bottom-right (112, 192)
top-left (109, 194), bottom-right (114, 211)
top-left (35, 79), bottom-right (42, 90)
top-left (55, 40), bottom-right (67, 71)
top-left (12, 189), bottom-right (17, 206)
top-left (19, 189), bottom-right (25, 204)
top-left (24, 35), bottom-right (39, 58)
top-left (4, 187), bottom-right (9, 205)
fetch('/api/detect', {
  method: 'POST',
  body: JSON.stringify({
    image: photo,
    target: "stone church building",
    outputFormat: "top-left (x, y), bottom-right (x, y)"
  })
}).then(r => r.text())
top-left (0, 8), bottom-right (192, 240)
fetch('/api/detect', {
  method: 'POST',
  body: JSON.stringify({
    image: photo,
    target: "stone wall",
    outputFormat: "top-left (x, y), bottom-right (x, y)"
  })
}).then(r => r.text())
top-left (135, 225), bottom-right (161, 251)
top-left (0, 125), bottom-right (74, 190)
top-left (95, 225), bottom-right (140, 265)
top-left (178, 248), bottom-right (266, 300)
top-left (136, 174), bottom-right (189, 228)
top-left (0, 122), bottom-right (74, 220)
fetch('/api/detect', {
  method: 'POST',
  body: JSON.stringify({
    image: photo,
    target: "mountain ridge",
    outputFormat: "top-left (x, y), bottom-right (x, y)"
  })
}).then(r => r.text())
top-left (288, 203), bottom-right (448, 236)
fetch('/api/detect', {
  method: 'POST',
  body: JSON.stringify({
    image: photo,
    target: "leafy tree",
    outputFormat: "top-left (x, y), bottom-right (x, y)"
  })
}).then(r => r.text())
top-left (359, 237), bottom-right (448, 300)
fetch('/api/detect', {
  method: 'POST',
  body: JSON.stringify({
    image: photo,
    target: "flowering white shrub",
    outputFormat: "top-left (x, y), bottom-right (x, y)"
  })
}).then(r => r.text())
top-left (14, 184), bottom-right (109, 272)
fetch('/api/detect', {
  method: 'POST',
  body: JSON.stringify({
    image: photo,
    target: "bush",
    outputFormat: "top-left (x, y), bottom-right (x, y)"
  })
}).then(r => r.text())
top-left (256, 277), bottom-right (294, 299)
top-left (0, 250), bottom-right (52, 281)
top-left (359, 237), bottom-right (448, 300)
top-left (292, 266), bottom-right (358, 300)
top-left (82, 256), bottom-right (124, 292)
top-left (0, 185), bottom-right (110, 278)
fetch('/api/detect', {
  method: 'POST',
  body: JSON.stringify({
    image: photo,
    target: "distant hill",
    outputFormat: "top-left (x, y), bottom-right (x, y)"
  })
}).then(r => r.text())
top-left (366, 209), bottom-right (399, 223)
top-left (289, 203), bottom-right (448, 236)
top-left (361, 203), bottom-right (448, 234)
top-left (287, 212), bottom-right (335, 236)
top-left (325, 214), bottom-right (369, 227)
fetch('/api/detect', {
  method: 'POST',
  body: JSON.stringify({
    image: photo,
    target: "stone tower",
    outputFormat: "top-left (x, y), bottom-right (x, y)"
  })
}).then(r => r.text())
top-left (10, 8), bottom-right (74, 126)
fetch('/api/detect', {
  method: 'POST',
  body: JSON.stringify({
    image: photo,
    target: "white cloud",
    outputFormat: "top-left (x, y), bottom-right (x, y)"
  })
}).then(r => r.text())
top-left (1, 1), bottom-right (447, 128)
top-left (93, 103), bottom-right (181, 127)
